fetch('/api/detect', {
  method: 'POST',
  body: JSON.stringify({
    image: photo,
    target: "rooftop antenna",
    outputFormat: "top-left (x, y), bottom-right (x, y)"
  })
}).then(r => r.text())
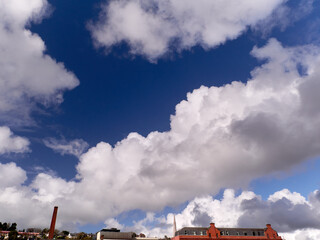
top-left (48, 206), bottom-right (58, 240)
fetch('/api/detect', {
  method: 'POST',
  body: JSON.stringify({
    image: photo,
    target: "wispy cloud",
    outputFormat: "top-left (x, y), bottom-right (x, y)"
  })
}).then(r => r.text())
top-left (43, 138), bottom-right (89, 157)
top-left (253, 0), bottom-right (315, 36)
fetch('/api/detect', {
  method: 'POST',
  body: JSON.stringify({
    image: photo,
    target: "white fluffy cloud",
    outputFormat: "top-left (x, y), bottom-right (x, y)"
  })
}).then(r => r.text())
top-left (104, 189), bottom-right (320, 240)
top-left (90, 0), bottom-right (286, 61)
top-left (0, 0), bottom-right (79, 125)
top-left (281, 228), bottom-right (320, 240)
top-left (68, 39), bottom-right (320, 217)
top-left (0, 126), bottom-right (30, 154)
top-left (1, 39), bottom-right (320, 236)
top-left (43, 138), bottom-right (89, 157)
top-left (0, 164), bottom-right (60, 229)
top-left (0, 162), bottom-right (27, 188)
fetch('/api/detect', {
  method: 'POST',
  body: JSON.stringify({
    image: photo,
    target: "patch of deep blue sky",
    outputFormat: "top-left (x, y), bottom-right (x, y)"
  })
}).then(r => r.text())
top-left (3, 0), bottom-right (320, 229)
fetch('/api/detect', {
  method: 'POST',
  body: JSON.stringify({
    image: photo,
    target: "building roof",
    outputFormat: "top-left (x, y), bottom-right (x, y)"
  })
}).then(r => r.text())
top-left (99, 231), bottom-right (136, 239)
top-left (178, 227), bottom-right (208, 231)
top-left (175, 227), bottom-right (208, 237)
top-left (101, 228), bottom-right (121, 232)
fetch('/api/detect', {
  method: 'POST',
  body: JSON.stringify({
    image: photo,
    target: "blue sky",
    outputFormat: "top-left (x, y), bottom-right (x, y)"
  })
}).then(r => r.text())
top-left (1, 0), bottom-right (320, 239)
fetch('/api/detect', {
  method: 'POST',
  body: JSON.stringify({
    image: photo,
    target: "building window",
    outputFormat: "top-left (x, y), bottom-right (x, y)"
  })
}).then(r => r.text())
top-left (244, 232), bottom-right (247, 236)
top-left (253, 232), bottom-right (256, 236)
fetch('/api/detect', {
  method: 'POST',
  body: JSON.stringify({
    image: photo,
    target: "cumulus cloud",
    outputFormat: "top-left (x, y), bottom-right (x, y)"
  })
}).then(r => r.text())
top-left (104, 189), bottom-right (320, 240)
top-left (67, 39), bottom-right (320, 217)
top-left (0, 126), bottom-right (30, 154)
top-left (104, 218), bottom-right (124, 230)
top-left (0, 164), bottom-right (62, 229)
top-left (105, 212), bottom-right (170, 237)
top-left (1, 39), bottom-right (320, 235)
top-left (282, 228), bottom-right (320, 240)
top-left (0, 0), bottom-right (79, 125)
top-left (238, 190), bottom-right (320, 232)
top-left (0, 162), bottom-right (27, 188)
top-left (43, 138), bottom-right (89, 157)
top-left (89, 0), bottom-right (287, 61)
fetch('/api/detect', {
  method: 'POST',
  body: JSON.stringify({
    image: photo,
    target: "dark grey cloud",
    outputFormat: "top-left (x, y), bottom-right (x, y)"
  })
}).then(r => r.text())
top-left (238, 193), bottom-right (320, 232)
top-left (314, 191), bottom-right (320, 201)
top-left (299, 74), bottom-right (320, 117)
top-left (191, 203), bottom-right (211, 227)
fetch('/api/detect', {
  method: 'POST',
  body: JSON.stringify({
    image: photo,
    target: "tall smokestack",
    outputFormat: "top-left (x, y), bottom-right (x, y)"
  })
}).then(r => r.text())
top-left (173, 215), bottom-right (177, 237)
top-left (48, 206), bottom-right (58, 240)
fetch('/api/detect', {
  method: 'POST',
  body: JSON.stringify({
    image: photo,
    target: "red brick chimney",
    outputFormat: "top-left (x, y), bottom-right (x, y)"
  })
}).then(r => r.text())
top-left (48, 206), bottom-right (58, 240)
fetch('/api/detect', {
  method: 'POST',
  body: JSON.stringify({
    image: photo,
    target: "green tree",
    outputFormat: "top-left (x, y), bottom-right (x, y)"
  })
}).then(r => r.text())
top-left (60, 230), bottom-right (70, 237)
top-left (34, 228), bottom-right (42, 233)
top-left (8, 223), bottom-right (17, 231)
top-left (2, 223), bottom-right (8, 231)
top-left (54, 229), bottom-right (60, 238)
top-left (76, 232), bottom-right (93, 240)
top-left (41, 228), bottom-right (49, 239)
top-left (8, 230), bottom-right (18, 240)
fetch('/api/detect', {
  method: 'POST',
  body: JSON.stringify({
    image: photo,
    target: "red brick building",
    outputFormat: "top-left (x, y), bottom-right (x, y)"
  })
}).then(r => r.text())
top-left (172, 223), bottom-right (282, 240)
top-left (0, 230), bottom-right (40, 239)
